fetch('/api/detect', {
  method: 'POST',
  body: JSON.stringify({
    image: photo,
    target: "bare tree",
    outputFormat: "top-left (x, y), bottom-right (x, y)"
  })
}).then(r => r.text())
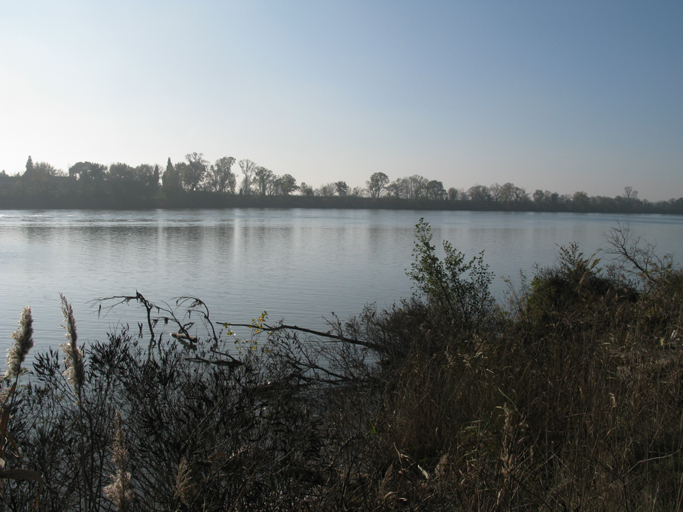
top-left (622, 186), bottom-right (640, 210)
top-left (316, 183), bottom-right (336, 197)
top-left (406, 175), bottom-right (428, 199)
top-left (604, 223), bottom-right (673, 288)
top-left (623, 186), bottom-right (638, 200)
top-left (386, 179), bottom-right (404, 199)
top-left (254, 167), bottom-right (274, 196)
top-left (206, 157), bottom-right (236, 193)
top-left (238, 159), bottom-right (256, 195)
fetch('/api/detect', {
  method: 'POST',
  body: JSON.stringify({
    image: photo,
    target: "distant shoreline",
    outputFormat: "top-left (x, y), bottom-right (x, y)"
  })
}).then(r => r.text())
top-left (1, 193), bottom-right (682, 215)
top-left (2, 173), bottom-right (682, 214)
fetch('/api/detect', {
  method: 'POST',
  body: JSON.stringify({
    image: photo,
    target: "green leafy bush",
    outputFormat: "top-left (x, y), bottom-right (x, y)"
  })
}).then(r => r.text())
top-left (407, 218), bottom-right (494, 330)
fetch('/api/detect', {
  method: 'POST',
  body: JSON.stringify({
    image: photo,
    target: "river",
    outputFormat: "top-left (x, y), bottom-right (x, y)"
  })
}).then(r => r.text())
top-left (1, 209), bottom-right (681, 355)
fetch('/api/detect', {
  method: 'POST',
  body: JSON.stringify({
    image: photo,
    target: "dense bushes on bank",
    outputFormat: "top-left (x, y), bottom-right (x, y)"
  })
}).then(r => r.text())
top-left (1, 222), bottom-right (682, 510)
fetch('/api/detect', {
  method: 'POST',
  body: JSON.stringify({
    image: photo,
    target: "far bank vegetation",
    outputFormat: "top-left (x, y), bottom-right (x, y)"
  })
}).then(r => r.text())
top-left (1, 154), bottom-right (681, 213)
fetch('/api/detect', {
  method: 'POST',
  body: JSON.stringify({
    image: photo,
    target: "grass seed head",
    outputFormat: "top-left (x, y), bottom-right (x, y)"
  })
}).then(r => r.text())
top-left (104, 411), bottom-right (134, 511)
top-left (59, 294), bottom-right (84, 400)
top-left (5, 306), bottom-right (34, 380)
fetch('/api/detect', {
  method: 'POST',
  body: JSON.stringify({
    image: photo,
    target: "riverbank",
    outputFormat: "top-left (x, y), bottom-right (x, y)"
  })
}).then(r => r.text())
top-left (3, 221), bottom-right (682, 509)
top-left (2, 175), bottom-right (682, 213)
top-left (3, 191), bottom-right (683, 214)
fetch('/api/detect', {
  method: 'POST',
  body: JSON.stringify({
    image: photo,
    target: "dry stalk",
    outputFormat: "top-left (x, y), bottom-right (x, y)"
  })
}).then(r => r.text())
top-left (173, 456), bottom-right (195, 506)
top-left (59, 294), bottom-right (85, 402)
top-left (103, 411), bottom-right (134, 511)
top-left (5, 306), bottom-right (34, 380)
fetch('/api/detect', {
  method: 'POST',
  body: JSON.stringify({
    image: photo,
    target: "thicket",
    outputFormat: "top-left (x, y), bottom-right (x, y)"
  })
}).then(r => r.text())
top-left (1, 222), bottom-right (682, 510)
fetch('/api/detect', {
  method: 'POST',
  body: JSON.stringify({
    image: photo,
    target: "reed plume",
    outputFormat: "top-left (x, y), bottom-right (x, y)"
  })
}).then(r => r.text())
top-left (173, 457), bottom-right (195, 506)
top-left (5, 306), bottom-right (34, 380)
top-left (104, 411), bottom-right (134, 511)
top-left (59, 294), bottom-right (84, 401)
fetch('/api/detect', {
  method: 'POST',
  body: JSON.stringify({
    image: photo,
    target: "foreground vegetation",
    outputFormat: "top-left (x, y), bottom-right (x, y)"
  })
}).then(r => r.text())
top-left (1, 222), bottom-right (682, 510)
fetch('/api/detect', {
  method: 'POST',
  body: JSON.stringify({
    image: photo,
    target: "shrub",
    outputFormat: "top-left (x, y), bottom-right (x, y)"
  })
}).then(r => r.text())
top-left (407, 218), bottom-right (494, 331)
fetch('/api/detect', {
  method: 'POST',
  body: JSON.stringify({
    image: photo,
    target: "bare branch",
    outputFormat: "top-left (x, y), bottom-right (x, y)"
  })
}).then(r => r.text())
top-left (603, 222), bottom-right (674, 288)
top-left (218, 322), bottom-right (385, 353)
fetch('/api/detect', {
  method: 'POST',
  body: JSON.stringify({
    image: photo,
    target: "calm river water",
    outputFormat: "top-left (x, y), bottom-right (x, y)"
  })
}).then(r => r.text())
top-left (1, 209), bottom-right (682, 354)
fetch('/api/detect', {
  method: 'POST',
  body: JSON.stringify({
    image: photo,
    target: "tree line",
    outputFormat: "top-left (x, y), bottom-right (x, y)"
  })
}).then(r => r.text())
top-left (1, 154), bottom-right (681, 214)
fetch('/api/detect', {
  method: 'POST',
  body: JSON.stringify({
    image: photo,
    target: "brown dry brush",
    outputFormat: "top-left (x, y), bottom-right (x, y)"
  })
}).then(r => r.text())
top-left (6, 299), bottom-right (343, 511)
top-left (2, 222), bottom-right (683, 511)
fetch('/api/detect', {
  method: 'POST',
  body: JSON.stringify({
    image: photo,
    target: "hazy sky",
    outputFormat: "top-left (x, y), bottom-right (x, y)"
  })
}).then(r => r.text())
top-left (1, 1), bottom-right (681, 200)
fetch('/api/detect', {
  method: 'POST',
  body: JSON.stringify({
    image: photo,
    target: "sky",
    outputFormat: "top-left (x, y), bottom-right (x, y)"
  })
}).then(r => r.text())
top-left (0, 1), bottom-right (681, 200)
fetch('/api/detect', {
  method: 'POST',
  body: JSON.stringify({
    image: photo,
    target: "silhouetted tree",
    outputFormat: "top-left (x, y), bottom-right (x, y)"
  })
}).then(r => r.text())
top-left (621, 186), bottom-right (640, 210)
top-left (386, 179), bottom-right (403, 198)
top-left (426, 180), bottom-right (446, 200)
top-left (239, 159), bottom-right (256, 195)
top-left (278, 174), bottom-right (298, 195)
top-left (162, 158), bottom-right (183, 196)
top-left (24, 156), bottom-right (34, 176)
top-left (493, 182), bottom-right (528, 202)
top-left (108, 163), bottom-right (135, 181)
top-left (406, 175), bottom-right (428, 200)
top-left (206, 157), bottom-right (236, 193)
top-left (299, 182), bottom-right (314, 196)
top-left (572, 191), bottom-right (590, 210)
top-left (533, 189), bottom-right (546, 203)
top-left (182, 153), bottom-right (208, 191)
top-left (69, 162), bottom-right (107, 181)
top-left (254, 167), bottom-right (274, 196)
top-left (467, 184), bottom-right (492, 202)
top-left (316, 183), bottom-right (336, 197)
top-left (335, 181), bottom-right (349, 196)
top-left (367, 172), bottom-right (389, 198)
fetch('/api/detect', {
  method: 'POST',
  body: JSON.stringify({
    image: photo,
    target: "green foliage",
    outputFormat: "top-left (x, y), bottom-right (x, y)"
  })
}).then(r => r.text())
top-left (407, 218), bottom-right (494, 329)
